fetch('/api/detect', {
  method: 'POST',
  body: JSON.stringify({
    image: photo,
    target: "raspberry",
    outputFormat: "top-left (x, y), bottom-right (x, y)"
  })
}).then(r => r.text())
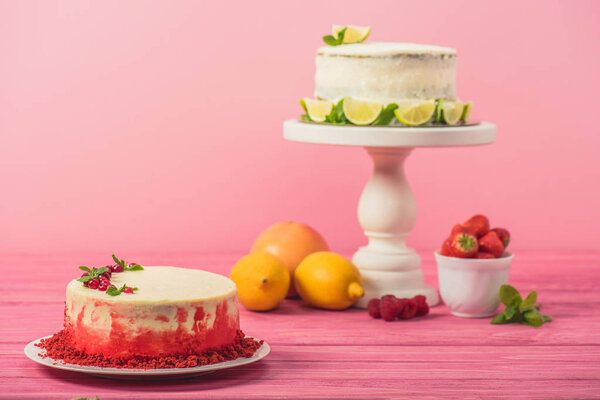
top-left (367, 298), bottom-right (381, 319)
top-left (87, 278), bottom-right (99, 290)
top-left (412, 295), bottom-right (429, 317)
top-left (399, 299), bottom-right (417, 320)
top-left (380, 295), bottom-right (404, 321)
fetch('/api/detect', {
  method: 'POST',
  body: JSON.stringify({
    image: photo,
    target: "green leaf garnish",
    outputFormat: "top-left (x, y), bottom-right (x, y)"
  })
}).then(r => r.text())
top-left (77, 275), bottom-right (93, 283)
top-left (322, 27), bottom-right (347, 46)
top-left (520, 291), bottom-right (537, 312)
top-left (106, 285), bottom-right (122, 296)
top-left (125, 264), bottom-right (144, 272)
top-left (490, 313), bottom-right (507, 324)
top-left (78, 266), bottom-right (91, 272)
top-left (373, 104), bottom-right (398, 125)
top-left (434, 99), bottom-right (444, 123)
top-left (499, 285), bottom-right (522, 306)
top-left (491, 285), bottom-right (551, 327)
top-left (300, 113), bottom-right (311, 122)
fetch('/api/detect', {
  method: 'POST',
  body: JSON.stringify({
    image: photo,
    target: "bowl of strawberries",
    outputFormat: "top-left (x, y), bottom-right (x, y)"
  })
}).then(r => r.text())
top-left (434, 214), bottom-right (512, 318)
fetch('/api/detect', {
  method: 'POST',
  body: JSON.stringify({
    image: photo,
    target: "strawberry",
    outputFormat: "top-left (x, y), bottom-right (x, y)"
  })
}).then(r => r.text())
top-left (440, 237), bottom-right (453, 256)
top-left (474, 251), bottom-right (495, 259)
top-left (463, 214), bottom-right (490, 238)
top-left (449, 231), bottom-right (479, 258)
top-left (478, 231), bottom-right (504, 258)
top-left (450, 223), bottom-right (475, 236)
top-left (491, 227), bottom-right (510, 249)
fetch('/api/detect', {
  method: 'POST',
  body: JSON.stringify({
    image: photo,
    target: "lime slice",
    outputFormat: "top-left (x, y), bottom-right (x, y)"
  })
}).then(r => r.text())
top-left (461, 101), bottom-right (474, 123)
top-left (332, 25), bottom-right (371, 44)
top-left (302, 98), bottom-right (333, 123)
top-left (393, 100), bottom-right (436, 126)
top-left (442, 101), bottom-right (464, 125)
top-left (342, 98), bottom-right (383, 125)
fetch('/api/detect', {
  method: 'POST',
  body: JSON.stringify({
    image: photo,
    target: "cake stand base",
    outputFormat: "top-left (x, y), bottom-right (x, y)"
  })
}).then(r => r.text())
top-left (283, 120), bottom-right (497, 308)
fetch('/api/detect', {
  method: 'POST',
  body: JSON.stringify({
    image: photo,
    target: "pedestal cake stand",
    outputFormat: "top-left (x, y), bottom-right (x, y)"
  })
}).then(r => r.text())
top-left (283, 119), bottom-right (497, 308)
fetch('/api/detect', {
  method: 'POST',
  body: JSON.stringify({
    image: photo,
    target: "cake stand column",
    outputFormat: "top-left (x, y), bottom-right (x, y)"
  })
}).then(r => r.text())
top-left (353, 146), bottom-right (439, 308)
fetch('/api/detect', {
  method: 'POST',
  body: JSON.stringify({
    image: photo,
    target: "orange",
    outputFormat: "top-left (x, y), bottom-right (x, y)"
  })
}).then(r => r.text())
top-left (251, 221), bottom-right (329, 298)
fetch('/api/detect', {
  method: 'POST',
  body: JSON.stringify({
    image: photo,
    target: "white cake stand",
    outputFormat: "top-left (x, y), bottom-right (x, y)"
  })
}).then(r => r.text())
top-left (283, 120), bottom-right (497, 308)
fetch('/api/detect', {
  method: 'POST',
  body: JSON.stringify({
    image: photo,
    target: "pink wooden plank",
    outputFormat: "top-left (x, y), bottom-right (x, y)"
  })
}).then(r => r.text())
top-left (1, 251), bottom-right (600, 399)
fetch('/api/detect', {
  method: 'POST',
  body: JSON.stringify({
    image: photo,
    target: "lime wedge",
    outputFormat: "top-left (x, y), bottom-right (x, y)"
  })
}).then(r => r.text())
top-left (442, 101), bottom-right (464, 125)
top-left (461, 101), bottom-right (474, 123)
top-left (332, 25), bottom-right (371, 44)
top-left (302, 98), bottom-right (334, 123)
top-left (342, 98), bottom-right (383, 125)
top-left (393, 100), bottom-right (436, 126)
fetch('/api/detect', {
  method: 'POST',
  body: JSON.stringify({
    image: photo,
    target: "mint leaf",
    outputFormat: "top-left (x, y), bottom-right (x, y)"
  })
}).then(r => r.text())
top-left (106, 286), bottom-right (121, 296)
top-left (78, 266), bottom-right (91, 273)
top-left (523, 310), bottom-right (543, 327)
top-left (125, 264), bottom-right (144, 272)
top-left (434, 99), bottom-right (444, 123)
top-left (336, 27), bottom-right (347, 43)
top-left (96, 267), bottom-right (109, 275)
top-left (499, 285), bottom-right (522, 306)
top-left (330, 99), bottom-right (347, 124)
top-left (77, 275), bottom-right (93, 283)
top-left (541, 314), bottom-right (552, 322)
top-left (490, 313), bottom-right (507, 324)
top-left (373, 103), bottom-right (398, 125)
top-left (323, 35), bottom-right (340, 46)
top-left (503, 305), bottom-right (516, 320)
top-left (300, 113), bottom-right (311, 122)
top-left (112, 254), bottom-right (121, 265)
top-left (520, 291), bottom-right (538, 312)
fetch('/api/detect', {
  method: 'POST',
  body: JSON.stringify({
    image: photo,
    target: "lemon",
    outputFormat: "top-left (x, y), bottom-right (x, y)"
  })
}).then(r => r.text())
top-left (294, 251), bottom-right (364, 310)
top-left (394, 99), bottom-right (436, 126)
top-left (302, 98), bottom-right (333, 123)
top-left (461, 101), bottom-right (474, 123)
top-left (230, 251), bottom-right (290, 311)
top-left (442, 100), bottom-right (464, 125)
top-left (332, 25), bottom-right (371, 44)
top-left (342, 97), bottom-right (383, 125)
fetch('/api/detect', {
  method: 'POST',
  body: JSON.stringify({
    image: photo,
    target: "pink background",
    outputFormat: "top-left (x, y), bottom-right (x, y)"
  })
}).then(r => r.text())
top-left (1, 0), bottom-right (599, 255)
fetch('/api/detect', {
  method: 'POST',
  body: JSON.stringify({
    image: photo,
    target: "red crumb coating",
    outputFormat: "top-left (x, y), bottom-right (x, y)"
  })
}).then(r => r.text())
top-left (36, 329), bottom-right (262, 369)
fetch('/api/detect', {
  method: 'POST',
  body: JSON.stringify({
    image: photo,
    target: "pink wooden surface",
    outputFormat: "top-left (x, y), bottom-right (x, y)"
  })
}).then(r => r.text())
top-left (1, 251), bottom-right (600, 399)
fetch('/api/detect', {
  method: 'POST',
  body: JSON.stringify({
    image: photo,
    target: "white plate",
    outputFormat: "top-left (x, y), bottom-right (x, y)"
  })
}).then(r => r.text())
top-left (24, 335), bottom-right (270, 380)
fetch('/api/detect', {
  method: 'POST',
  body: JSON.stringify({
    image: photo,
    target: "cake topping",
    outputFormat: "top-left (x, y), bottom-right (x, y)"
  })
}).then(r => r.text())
top-left (76, 254), bottom-right (144, 296)
top-left (323, 25), bottom-right (371, 46)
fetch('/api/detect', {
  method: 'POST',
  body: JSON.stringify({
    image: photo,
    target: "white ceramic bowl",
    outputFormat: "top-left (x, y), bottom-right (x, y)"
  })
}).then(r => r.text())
top-left (434, 251), bottom-right (514, 318)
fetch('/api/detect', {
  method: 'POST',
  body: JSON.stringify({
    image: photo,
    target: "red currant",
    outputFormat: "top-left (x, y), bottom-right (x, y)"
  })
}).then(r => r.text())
top-left (98, 280), bottom-right (110, 291)
top-left (111, 264), bottom-right (124, 273)
top-left (87, 278), bottom-right (99, 289)
top-left (123, 287), bottom-right (134, 294)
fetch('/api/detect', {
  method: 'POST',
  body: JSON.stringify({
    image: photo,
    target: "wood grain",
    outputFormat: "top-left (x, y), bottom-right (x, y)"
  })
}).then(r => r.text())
top-left (1, 251), bottom-right (599, 399)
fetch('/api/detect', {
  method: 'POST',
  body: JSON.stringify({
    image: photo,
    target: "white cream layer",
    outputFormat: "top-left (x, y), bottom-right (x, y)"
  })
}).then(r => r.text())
top-left (315, 42), bottom-right (457, 104)
top-left (66, 266), bottom-right (238, 335)
top-left (67, 266), bottom-right (237, 303)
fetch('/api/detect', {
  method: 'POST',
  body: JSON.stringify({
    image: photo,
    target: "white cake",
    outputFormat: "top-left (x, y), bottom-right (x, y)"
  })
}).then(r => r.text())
top-left (64, 266), bottom-right (240, 359)
top-left (315, 42), bottom-right (457, 104)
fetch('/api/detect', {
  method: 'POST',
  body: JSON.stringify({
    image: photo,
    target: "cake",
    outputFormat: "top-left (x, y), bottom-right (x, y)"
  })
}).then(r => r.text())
top-left (300, 26), bottom-right (473, 127)
top-left (37, 258), bottom-right (263, 368)
top-left (315, 42), bottom-right (457, 104)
